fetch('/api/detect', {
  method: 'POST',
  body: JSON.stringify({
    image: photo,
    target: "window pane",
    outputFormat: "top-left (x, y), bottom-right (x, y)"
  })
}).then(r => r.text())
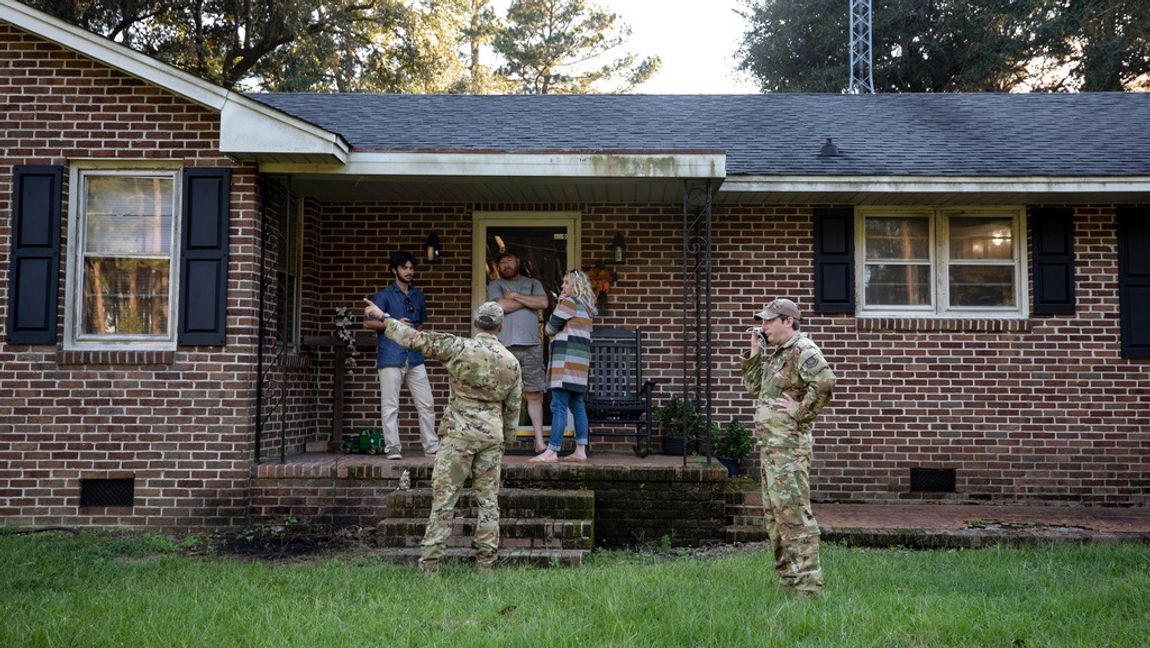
top-left (949, 217), bottom-right (1013, 260)
top-left (865, 264), bottom-right (931, 305)
top-left (85, 176), bottom-right (173, 256)
top-left (82, 258), bottom-right (170, 335)
top-left (950, 265), bottom-right (1015, 307)
top-left (865, 217), bottom-right (929, 260)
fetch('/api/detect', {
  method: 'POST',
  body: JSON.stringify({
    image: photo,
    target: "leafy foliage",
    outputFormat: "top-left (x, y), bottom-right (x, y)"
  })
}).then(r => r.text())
top-left (26, 0), bottom-right (659, 94)
top-left (736, 0), bottom-right (1150, 92)
top-left (713, 418), bottom-right (754, 464)
top-left (493, 0), bottom-right (660, 93)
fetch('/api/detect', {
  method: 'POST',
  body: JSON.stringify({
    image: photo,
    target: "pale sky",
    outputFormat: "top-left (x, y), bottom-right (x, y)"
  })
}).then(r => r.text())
top-left (491, 0), bottom-right (761, 94)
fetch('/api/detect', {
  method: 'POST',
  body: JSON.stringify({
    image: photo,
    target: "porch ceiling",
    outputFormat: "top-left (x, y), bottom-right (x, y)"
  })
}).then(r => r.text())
top-left (285, 174), bottom-right (708, 204)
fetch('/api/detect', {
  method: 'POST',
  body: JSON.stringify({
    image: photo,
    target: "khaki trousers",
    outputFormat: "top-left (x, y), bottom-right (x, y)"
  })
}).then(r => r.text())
top-left (378, 365), bottom-right (438, 455)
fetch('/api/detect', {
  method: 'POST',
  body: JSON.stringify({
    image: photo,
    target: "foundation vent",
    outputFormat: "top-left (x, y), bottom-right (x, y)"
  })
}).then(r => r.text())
top-left (909, 468), bottom-right (956, 493)
top-left (79, 478), bottom-right (135, 508)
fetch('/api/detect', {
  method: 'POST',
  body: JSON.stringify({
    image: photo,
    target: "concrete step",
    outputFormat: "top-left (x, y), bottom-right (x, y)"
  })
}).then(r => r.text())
top-left (726, 514), bottom-right (766, 527)
top-left (725, 524), bottom-right (769, 543)
top-left (375, 547), bottom-right (584, 568)
top-left (378, 517), bottom-right (593, 550)
top-left (385, 488), bottom-right (594, 520)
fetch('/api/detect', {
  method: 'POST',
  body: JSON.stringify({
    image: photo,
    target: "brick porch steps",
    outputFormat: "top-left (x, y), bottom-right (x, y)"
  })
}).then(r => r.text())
top-left (724, 485), bottom-right (767, 542)
top-left (380, 487), bottom-right (595, 564)
top-left (378, 517), bottom-right (593, 550)
top-left (374, 547), bottom-right (585, 568)
top-left (385, 488), bottom-right (595, 520)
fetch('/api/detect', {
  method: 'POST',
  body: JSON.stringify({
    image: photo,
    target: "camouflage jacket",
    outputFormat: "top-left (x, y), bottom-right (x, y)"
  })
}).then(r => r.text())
top-left (384, 320), bottom-right (523, 444)
top-left (740, 333), bottom-right (836, 448)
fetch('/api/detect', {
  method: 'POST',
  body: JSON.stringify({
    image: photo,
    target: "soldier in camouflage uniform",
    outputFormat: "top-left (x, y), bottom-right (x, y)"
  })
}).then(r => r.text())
top-left (740, 298), bottom-right (836, 596)
top-left (364, 299), bottom-right (522, 574)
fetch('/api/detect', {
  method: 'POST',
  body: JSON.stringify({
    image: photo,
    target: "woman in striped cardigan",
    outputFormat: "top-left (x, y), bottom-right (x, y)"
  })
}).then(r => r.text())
top-left (529, 269), bottom-right (597, 463)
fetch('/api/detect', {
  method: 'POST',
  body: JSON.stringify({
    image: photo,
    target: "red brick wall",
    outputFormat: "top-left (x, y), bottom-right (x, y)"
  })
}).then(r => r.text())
top-left (293, 200), bottom-right (1148, 505)
top-left (0, 25), bottom-right (261, 527)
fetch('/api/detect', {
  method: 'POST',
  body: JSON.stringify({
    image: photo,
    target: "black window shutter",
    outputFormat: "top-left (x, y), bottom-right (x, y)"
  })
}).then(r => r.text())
top-left (1030, 208), bottom-right (1076, 314)
top-left (6, 166), bottom-right (63, 344)
top-left (1118, 208), bottom-right (1150, 359)
top-left (178, 168), bottom-right (230, 346)
top-left (813, 207), bottom-right (855, 313)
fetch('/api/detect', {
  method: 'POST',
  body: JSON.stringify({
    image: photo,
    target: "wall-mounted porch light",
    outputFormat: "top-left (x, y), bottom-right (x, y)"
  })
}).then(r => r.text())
top-left (423, 232), bottom-right (442, 264)
top-left (610, 233), bottom-right (627, 264)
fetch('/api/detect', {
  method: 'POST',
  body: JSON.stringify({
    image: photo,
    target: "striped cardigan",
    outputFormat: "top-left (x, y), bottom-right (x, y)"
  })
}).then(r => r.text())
top-left (545, 296), bottom-right (594, 392)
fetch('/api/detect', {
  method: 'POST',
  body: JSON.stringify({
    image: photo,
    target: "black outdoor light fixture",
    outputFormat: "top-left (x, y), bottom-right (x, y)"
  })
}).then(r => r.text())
top-left (610, 233), bottom-right (627, 264)
top-left (423, 232), bottom-right (442, 264)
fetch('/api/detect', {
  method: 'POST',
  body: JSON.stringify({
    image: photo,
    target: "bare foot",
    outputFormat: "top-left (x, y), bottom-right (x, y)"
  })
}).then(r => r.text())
top-left (529, 449), bottom-right (559, 463)
top-left (534, 443), bottom-right (548, 454)
top-left (566, 448), bottom-right (588, 462)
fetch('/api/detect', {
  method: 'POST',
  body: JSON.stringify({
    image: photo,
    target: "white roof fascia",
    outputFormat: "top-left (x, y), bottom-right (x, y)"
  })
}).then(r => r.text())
top-left (722, 175), bottom-right (1150, 194)
top-left (1, 0), bottom-right (347, 163)
top-left (259, 151), bottom-right (726, 179)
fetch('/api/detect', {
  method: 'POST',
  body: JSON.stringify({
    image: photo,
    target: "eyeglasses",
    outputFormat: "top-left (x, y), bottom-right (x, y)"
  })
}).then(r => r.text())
top-left (403, 296), bottom-right (415, 313)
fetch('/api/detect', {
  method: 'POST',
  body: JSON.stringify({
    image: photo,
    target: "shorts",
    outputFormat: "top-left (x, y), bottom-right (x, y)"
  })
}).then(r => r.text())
top-left (508, 344), bottom-right (547, 393)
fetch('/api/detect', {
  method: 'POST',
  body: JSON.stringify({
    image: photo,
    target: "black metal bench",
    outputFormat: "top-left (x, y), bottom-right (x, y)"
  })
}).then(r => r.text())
top-left (585, 327), bottom-right (656, 457)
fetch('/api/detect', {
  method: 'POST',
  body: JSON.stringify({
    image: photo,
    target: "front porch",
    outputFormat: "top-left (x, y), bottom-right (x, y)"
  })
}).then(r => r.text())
top-left (250, 451), bottom-right (734, 556)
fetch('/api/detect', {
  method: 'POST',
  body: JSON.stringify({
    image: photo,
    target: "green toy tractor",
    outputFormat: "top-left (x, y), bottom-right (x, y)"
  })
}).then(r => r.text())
top-left (342, 427), bottom-right (383, 454)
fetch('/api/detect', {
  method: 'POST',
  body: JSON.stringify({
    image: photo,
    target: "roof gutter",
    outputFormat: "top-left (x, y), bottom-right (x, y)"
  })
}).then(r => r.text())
top-left (722, 175), bottom-right (1150, 194)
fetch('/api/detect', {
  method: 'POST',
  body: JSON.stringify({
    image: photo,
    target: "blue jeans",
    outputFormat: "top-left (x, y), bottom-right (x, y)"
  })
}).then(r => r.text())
top-left (548, 388), bottom-right (588, 451)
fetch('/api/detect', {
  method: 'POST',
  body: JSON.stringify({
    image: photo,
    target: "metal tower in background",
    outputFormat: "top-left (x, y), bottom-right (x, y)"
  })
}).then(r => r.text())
top-left (849, 0), bottom-right (875, 93)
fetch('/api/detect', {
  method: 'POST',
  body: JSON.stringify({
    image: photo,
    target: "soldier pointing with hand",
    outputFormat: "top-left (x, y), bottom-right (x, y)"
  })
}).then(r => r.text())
top-left (364, 298), bottom-right (522, 575)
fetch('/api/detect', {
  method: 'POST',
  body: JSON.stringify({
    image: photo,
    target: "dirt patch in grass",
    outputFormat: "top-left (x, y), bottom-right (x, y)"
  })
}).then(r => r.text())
top-left (181, 524), bottom-right (377, 561)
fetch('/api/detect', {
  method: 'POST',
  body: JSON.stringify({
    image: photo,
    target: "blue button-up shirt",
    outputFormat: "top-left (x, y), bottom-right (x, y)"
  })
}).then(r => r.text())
top-left (369, 283), bottom-right (428, 368)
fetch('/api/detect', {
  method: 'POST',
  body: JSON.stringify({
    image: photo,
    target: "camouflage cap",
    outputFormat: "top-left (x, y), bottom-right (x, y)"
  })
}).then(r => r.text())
top-left (754, 298), bottom-right (801, 321)
top-left (474, 301), bottom-right (505, 329)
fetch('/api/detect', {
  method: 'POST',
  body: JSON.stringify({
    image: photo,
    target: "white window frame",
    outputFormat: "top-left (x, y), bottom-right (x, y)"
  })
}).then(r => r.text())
top-left (64, 162), bottom-right (183, 350)
top-left (855, 206), bottom-right (1028, 319)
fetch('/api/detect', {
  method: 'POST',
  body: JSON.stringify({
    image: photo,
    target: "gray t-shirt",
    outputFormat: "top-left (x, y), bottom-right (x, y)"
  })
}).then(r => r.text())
top-left (486, 276), bottom-right (546, 347)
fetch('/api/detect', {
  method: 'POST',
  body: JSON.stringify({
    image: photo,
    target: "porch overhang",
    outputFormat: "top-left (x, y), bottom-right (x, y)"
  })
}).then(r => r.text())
top-left (719, 175), bottom-right (1150, 205)
top-left (259, 150), bottom-right (726, 202)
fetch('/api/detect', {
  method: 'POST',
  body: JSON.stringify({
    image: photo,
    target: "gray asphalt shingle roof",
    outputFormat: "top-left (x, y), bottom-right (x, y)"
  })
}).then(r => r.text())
top-left (249, 93), bottom-right (1150, 177)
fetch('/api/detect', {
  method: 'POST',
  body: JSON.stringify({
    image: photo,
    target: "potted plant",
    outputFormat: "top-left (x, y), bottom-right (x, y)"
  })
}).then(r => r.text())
top-left (714, 419), bottom-right (754, 476)
top-left (654, 396), bottom-right (703, 456)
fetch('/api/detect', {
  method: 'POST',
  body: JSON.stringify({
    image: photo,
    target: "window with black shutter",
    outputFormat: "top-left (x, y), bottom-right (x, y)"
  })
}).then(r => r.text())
top-left (1118, 208), bottom-right (1150, 359)
top-left (6, 166), bottom-right (63, 344)
top-left (178, 168), bottom-right (231, 346)
top-left (813, 207), bottom-right (855, 313)
top-left (1031, 208), bottom-right (1075, 314)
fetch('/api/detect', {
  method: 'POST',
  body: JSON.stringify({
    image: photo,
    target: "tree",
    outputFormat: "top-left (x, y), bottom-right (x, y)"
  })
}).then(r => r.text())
top-left (493, 0), bottom-right (660, 94)
top-left (25, 0), bottom-right (398, 89)
top-left (1043, 0), bottom-right (1150, 91)
top-left (736, 0), bottom-right (1052, 93)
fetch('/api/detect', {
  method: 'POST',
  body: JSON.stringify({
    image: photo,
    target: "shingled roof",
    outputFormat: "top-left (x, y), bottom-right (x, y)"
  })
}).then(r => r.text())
top-left (248, 92), bottom-right (1150, 178)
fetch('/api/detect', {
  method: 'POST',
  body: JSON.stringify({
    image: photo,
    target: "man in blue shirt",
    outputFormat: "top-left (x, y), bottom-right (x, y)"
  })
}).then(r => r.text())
top-left (363, 251), bottom-right (438, 459)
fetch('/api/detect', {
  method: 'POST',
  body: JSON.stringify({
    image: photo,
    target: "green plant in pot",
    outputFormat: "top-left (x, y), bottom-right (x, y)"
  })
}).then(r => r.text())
top-left (714, 419), bottom-right (754, 476)
top-left (654, 396), bottom-right (704, 456)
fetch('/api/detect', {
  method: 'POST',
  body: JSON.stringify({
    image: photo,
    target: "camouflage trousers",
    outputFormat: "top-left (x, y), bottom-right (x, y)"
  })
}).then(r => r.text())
top-left (419, 437), bottom-right (503, 569)
top-left (759, 444), bottom-right (824, 594)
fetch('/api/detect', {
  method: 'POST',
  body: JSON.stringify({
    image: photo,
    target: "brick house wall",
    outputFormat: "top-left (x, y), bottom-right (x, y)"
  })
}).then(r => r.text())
top-left (0, 25), bottom-right (261, 527)
top-left (2, 19), bottom-right (1146, 533)
top-left (295, 200), bottom-right (1148, 506)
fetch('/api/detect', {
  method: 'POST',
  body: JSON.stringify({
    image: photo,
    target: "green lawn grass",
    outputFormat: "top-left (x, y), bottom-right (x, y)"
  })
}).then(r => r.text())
top-left (2, 530), bottom-right (1148, 647)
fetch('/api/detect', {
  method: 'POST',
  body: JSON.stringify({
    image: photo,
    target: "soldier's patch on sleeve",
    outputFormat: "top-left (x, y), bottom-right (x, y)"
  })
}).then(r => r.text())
top-left (803, 355), bottom-right (820, 370)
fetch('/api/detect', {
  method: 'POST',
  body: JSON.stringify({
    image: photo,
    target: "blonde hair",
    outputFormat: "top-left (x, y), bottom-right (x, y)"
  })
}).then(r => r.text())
top-left (565, 269), bottom-right (598, 317)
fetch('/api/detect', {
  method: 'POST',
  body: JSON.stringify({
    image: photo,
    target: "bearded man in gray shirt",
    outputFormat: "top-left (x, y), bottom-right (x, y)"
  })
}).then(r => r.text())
top-left (486, 251), bottom-right (549, 453)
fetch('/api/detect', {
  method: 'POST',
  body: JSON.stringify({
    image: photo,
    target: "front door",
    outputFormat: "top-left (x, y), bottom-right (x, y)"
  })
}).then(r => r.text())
top-left (472, 211), bottom-right (581, 433)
